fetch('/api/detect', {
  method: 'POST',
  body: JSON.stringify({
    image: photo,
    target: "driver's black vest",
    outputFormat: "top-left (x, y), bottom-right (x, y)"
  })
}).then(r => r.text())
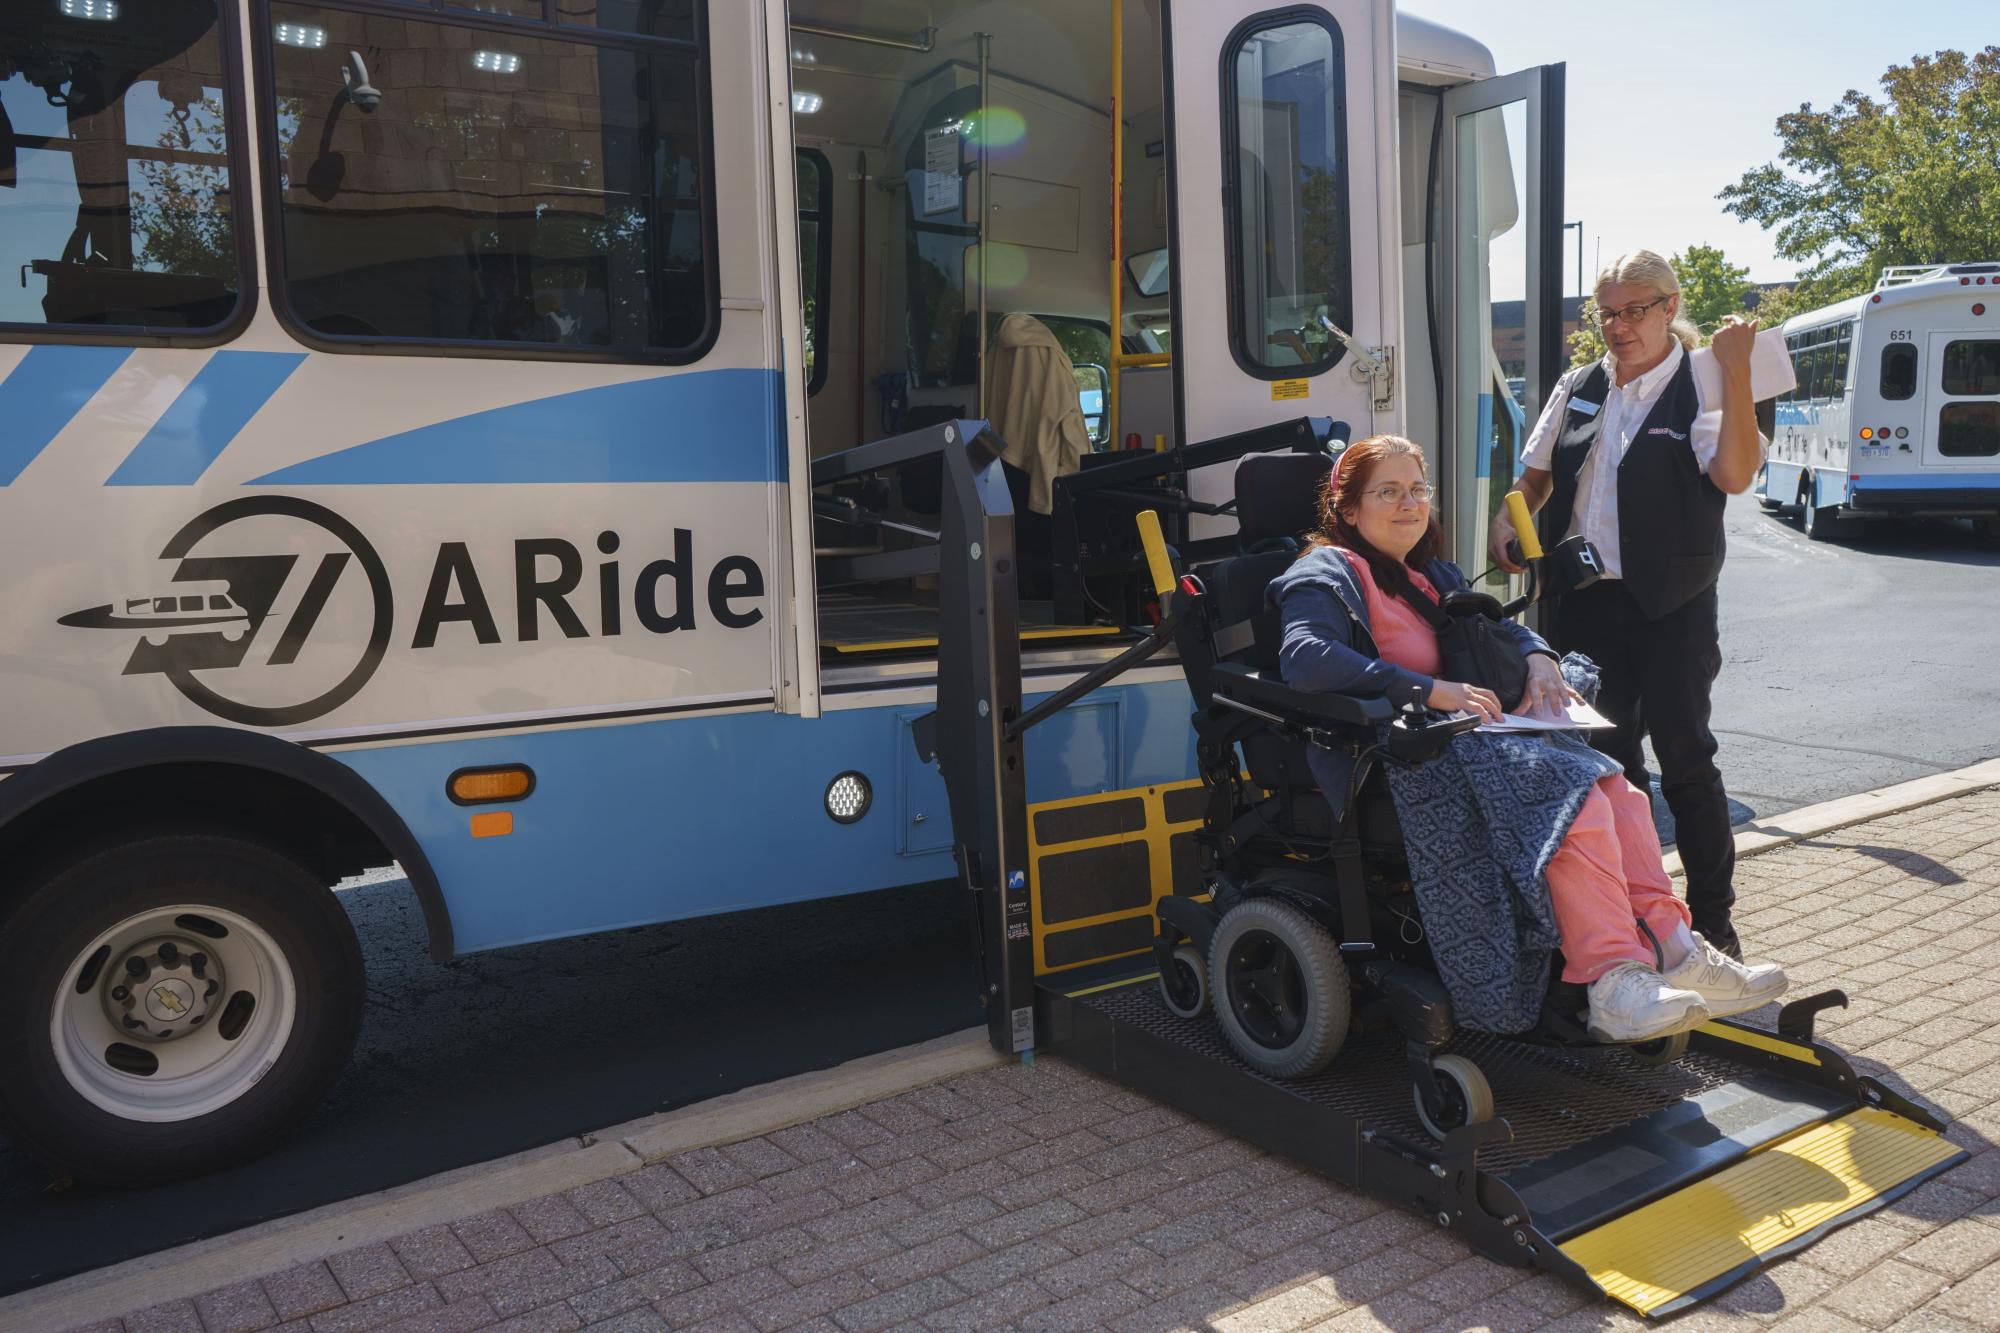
top-left (1539, 354), bottom-right (1724, 621)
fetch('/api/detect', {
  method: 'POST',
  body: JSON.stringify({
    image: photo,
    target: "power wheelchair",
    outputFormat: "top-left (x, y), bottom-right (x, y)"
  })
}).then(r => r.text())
top-left (1149, 452), bottom-right (1688, 1140)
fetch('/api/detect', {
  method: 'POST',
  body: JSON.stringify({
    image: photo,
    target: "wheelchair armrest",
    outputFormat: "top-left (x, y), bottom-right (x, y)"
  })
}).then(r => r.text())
top-left (1211, 661), bottom-right (1395, 729)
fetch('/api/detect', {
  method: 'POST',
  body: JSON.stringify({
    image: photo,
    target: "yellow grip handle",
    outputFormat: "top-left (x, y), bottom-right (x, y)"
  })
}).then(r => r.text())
top-left (1135, 510), bottom-right (1175, 597)
top-left (1504, 490), bottom-right (1543, 561)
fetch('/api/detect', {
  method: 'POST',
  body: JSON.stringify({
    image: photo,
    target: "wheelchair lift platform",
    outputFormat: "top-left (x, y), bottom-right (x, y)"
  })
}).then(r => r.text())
top-left (1037, 961), bottom-right (1961, 1316)
top-left (884, 421), bottom-right (1968, 1317)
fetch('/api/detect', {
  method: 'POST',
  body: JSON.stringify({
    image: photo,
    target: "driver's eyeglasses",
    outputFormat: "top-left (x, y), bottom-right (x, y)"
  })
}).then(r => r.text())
top-left (1596, 296), bottom-right (1668, 328)
top-left (1367, 483), bottom-right (1434, 505)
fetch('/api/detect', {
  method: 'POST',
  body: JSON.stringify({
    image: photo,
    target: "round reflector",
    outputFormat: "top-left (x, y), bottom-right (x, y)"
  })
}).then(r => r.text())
top-left (825, 771), bottom-right (873, 824)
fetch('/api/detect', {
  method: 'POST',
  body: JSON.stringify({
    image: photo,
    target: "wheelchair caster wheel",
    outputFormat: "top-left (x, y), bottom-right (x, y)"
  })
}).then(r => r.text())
top-left (1626, 1030), bottom-right (1690, 1066)
top-left (1413, 1053), bottom-right (1494, 1140)
top-left (1158, 944), bottom-right (1209, 1019)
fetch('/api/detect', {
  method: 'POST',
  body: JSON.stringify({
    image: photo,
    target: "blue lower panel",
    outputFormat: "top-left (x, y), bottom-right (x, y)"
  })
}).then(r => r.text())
top-left (333, 677), bottom-right (1197, 954)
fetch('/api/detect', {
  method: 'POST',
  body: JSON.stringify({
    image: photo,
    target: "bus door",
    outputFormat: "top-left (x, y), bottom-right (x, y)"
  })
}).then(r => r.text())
top-left (1435, 64), bottom-right (1565, 571)
top-left (1924, 331), bottom-right (2000, 471)
top-left (1163, 1), bottom-right (1396, 535)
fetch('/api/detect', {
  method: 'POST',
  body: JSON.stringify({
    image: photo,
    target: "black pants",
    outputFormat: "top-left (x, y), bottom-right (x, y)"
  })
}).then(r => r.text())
top-left (1554, 579), bottom-right (1737, 942)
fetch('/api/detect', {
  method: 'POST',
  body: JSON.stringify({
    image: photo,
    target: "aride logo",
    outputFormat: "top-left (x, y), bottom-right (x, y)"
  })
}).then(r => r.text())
top-left (58, 498), bottom-right (766, 728)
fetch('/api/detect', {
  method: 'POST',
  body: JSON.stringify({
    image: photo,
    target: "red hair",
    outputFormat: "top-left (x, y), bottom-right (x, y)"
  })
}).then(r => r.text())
top-left (1306, 434), bottom-right (1446, 590)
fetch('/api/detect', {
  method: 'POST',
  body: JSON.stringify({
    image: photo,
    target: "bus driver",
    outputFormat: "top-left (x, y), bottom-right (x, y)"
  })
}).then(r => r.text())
top-left (1489, 250), bottom-right (1766, 959)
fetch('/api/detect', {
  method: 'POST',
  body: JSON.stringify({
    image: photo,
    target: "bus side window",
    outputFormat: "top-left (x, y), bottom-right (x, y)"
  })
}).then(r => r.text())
top-left (1830, 330), bottom-right (1851, 396)
top-left (262, 4), bottom-right (715, 359)
top-left (1881, 342), bottom-right (1919, 401)
top-left (0, 4), bottom-right (245, 336)
top-left (1222, 13), bottom-right (1352, 378)
top-left (797, 149), bottom-right (832, 397)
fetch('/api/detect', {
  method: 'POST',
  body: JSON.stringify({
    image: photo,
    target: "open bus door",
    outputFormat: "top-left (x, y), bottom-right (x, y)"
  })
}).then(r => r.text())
top-left (1436, 63), bottom-right (1566, 573)
top-left (1162, 0), bottom-right (1397, 526)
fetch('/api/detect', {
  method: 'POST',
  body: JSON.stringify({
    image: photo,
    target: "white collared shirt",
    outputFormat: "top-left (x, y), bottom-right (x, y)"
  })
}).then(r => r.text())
top-left (1519, 343), bottom-right (1760, 580)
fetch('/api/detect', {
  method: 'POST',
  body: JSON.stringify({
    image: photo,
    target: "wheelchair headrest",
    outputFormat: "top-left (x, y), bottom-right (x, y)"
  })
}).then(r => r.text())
top-left (1235, 453), bottom-right (1334, 547)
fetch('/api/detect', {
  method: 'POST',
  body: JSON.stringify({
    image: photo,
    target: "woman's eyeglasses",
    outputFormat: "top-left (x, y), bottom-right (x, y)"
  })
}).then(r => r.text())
top-left (1595, 295), bottom-right (1668, 328)
top-left (1366, 483), bottom-right (1434, 505)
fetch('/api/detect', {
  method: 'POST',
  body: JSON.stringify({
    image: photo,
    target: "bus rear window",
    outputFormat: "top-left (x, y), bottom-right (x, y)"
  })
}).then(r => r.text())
top-left (1880, 342), bottom-right (1918, 401)
top-left (263, 3), bottom-right (713, 358)
top-left (0, 3), bottom-right (243, 335)
top-left (1222, 12), bottom-right (1351, 379)
top-left (1939, 402), bottom-right (2000, 457)
top-left (1941, 340), bottom-right (2000, 397)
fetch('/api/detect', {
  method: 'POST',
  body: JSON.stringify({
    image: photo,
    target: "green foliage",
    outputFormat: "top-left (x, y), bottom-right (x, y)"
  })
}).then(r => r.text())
top-left (1569, 296), bottom-right (1605, 367)
top-left (1720, 47), bottom-right (2000, 308)
top-left (1670, 244), bottom-right (1753, 336)
top-left (131, 97), bottom-right (234, 280)
top-left (1748, 284), bottom-right (1800, 330)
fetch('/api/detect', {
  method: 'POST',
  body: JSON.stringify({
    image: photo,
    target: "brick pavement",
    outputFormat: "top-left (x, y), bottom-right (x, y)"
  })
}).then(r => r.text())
top-left (59, 788), bottom-right (2000, 1333)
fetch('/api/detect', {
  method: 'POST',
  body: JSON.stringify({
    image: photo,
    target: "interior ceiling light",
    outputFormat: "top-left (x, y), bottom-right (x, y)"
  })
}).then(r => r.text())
top-left (792, 91), bottom-right (824, 115)
top-left (60, 0), bottom-right (119, 18)
top-left (274, 23), bottom-right (328, 48)
top-left (473, 50), bottom-right (522, 74)
top-left (791, 47), bottom-right (816, 63)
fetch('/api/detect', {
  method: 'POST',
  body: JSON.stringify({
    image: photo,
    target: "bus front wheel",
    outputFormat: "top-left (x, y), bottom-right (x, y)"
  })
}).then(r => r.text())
top-left (0, 832), bottom-right (363, 1187)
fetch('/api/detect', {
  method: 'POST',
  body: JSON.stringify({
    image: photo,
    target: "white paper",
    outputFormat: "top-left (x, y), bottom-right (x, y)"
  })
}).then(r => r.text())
top-left (922, 125), bottom-right (961, 215)
top-left (1688, 327), bottom-right (1795, 404)
top-left (1473, 700), bottom-right (1616, 734)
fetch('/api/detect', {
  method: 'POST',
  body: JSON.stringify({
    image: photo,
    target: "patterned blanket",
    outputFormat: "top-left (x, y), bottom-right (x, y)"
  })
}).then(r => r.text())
top-left (1377, 654), bottom-right (1622, 1034)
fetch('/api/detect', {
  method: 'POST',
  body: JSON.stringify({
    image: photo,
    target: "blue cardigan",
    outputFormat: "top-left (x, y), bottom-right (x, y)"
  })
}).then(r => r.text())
top-left (1264, 545), bottom-right (1553, 816)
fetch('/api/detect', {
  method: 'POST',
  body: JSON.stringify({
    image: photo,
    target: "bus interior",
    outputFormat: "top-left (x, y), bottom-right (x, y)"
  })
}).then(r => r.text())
top-left (789, 2), bottom-right (1546, 670)
top-left (791, 0), bottom-right (1203, 668)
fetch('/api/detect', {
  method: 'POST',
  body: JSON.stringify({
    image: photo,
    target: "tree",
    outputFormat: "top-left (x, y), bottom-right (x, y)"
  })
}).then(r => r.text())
top-left (1719, 47), bottom-right (2000, 307)
top-left (130, 95), bottom-right (235, 280)
top-left (1670, 244), bottom-right (1753, 336)
top-left (1568, 295), bottom-right (1605, 368)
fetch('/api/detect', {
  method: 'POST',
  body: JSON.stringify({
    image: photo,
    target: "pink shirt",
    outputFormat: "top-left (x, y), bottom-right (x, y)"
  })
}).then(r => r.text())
top-left (1340, 550), bottom-right (1442, 678)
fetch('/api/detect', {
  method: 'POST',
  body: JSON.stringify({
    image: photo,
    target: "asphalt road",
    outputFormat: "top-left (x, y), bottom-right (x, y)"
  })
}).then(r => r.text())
top-left (2, 492), bottom-right (1995, 1296)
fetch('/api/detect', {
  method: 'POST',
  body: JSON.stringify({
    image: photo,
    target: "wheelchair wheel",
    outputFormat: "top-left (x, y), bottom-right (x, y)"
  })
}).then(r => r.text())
top-left (1413, 1053), bottom-right (1494, 1140)
top-left (1158, 943), bottom-right (1209, 1019)
top-left (1626, 1030), bottom-right (1690, 1066)
top-left (1209, 899), bottom-right (1349, 1078)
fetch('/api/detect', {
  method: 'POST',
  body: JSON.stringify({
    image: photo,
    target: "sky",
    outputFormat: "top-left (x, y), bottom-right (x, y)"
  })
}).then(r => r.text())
top-left (1403, 0), bottom-right (1996, 292)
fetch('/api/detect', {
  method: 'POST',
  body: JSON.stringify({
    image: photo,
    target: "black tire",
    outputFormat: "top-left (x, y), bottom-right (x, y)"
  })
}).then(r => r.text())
top-left (1412, 1053), bottom-right (1495, 1139)
top-left (1209, 898), bottom-right (1349, 1078)
top-left (1627, 1030), bottom-right (1691, 1066)
top-left (0, 832), bottom-right (364, 1186)
top-left (1802, 478), bottom-right (1848, 543)
top-left (1158, 943), bottom-right (1209, 1019)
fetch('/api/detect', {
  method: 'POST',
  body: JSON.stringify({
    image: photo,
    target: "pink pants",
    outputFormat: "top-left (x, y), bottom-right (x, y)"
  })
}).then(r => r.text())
top-left (1547, 775), bottom-right (1693, 984)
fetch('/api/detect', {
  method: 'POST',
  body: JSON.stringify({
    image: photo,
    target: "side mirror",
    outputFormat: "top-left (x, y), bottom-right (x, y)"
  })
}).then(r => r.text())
top-left (1123, 247), bottom-right (1169, 298)
top-left (1073, 362), bottom-right (1109, 445)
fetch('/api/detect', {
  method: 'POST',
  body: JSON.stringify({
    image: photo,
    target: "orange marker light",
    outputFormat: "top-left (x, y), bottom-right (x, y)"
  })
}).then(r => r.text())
top-left (1859, 428), bottom-right (1874, 439)
top-left (470, 811), bottom-right (513, 838)
top-left (449, 765), bottom-right (534, 804)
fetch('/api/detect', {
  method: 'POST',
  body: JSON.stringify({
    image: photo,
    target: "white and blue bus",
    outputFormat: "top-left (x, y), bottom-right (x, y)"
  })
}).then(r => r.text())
top-left (0, 0), bottom-right (1566, 1181)
top-left (1757, 262), bottom-right (2000, 540)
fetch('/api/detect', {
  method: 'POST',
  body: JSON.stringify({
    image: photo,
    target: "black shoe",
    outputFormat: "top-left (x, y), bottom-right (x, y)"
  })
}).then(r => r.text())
top-left (1705, 931), bottom-right (1744, 962)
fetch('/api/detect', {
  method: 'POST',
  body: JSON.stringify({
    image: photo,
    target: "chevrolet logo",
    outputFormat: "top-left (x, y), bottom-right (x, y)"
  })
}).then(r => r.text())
top-left (151, 985), bottom-right (190, 1017)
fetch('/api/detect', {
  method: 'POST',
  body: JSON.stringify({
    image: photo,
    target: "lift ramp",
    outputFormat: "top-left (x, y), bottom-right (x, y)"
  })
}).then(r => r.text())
top-left (905, 424), bottom-right (1966, 1316)
top-left (1037, 958), bottom-right (1961, 1317)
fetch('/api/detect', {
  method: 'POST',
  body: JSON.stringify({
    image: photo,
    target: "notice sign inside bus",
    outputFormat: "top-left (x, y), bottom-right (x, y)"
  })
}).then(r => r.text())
top-left (1270, 378), bottom-right (1310, 402)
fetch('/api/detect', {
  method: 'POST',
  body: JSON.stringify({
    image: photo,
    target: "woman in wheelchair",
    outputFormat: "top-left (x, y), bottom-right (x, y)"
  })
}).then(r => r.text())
top-left (1266, 436), bottom-right (1786, 1045)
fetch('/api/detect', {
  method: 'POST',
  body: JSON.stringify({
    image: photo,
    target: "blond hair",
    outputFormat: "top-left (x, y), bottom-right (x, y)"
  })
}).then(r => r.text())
top-left (1594, 249), bottom-right (1700, 350)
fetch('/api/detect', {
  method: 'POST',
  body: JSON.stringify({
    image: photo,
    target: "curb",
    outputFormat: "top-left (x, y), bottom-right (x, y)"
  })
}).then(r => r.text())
top-left (1660, 755), bottom-right (2000, 878)
top-left (0, 1029), bottom-right (1001, 1333)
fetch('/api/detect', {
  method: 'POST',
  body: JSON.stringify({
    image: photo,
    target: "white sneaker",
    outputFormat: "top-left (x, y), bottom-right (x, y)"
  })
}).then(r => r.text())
top-left (1664, 931), bottom-right (1789, 1019)
top-left (1586, 961), bottom-right (1712, 1043)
